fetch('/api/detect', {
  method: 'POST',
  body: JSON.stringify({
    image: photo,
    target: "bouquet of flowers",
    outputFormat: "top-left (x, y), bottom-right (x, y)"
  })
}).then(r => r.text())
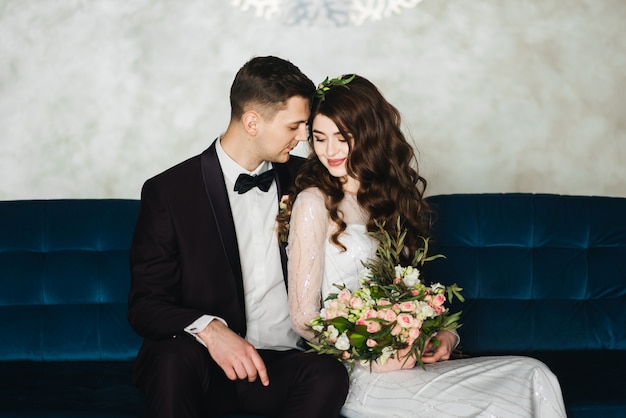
top-left (307, 219), bottom-right (464, 369)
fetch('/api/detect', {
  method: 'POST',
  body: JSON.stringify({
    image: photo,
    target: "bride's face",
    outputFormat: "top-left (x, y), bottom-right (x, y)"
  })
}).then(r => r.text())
top-left (312, 114), bottom-right (351, 179)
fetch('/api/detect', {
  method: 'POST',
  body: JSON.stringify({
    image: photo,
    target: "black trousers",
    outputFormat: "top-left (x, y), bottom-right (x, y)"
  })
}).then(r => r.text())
top-left (134, 337), bottom-right (349, 418)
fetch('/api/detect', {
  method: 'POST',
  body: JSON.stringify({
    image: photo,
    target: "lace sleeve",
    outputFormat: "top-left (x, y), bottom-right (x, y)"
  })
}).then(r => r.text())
top-left (287, 188), bottom-right (328, 342)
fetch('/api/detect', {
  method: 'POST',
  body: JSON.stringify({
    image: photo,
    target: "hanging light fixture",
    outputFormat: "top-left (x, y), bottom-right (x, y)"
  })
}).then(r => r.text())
top-left (231, 0), bottom-right (425, 27)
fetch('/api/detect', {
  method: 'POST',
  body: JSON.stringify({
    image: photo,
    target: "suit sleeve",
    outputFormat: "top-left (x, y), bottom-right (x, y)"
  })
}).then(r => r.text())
top-left (127, 178), bottom-right (208, 340)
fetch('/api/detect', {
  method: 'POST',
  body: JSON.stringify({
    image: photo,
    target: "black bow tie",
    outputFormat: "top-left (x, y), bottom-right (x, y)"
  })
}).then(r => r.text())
top-left (233, 169), bottom-right (275, 194)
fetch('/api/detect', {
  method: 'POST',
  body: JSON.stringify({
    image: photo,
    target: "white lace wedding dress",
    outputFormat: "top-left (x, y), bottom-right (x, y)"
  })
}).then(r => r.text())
top-left (288, 188), bottom-right (567, 418)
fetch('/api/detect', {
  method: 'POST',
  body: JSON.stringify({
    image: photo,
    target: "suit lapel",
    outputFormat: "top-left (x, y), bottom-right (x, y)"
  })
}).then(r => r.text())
top-left (273, 166), bottom-right (291, 286)
top-left (200, 143), bottom-right (297, 300)
top-left (274, 157), bottom-right (305, 287)
top-left (200, 142), bottom-right (245, 306)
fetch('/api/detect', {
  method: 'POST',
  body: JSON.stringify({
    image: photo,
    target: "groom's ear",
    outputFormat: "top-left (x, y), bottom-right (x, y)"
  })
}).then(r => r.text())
top-left (242, 111), bottom-right (260, 137)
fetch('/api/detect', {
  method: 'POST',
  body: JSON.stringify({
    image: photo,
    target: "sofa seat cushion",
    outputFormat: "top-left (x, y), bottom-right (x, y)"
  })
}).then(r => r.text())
top-left (0, 361), bottom-right (143, 417)
top-left (532, 351), bottom-right (626, 418)
top-left (0, 361), bottom-right (278, 418)
top-left (463, 351), bottom-right (626, 418)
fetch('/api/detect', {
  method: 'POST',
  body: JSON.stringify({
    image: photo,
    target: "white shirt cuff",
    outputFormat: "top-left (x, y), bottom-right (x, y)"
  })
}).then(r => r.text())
top-left (184, 315), bottom-right (228, 347)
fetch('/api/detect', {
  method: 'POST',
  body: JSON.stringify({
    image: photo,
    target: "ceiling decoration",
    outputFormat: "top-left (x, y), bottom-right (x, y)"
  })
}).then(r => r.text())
top-left (231, 0), bottom-right (425, 26)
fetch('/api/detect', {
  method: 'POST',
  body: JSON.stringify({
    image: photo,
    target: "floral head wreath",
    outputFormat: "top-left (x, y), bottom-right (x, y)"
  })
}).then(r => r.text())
top-left (315, 74), bottom-right (356, 101)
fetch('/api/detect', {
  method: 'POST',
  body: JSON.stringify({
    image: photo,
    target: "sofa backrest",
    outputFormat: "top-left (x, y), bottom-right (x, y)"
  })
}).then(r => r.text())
top-left (424, 193), bottom-right (626, 355)
top-left (0, 199), bottom-right (142, 361)
top-left (3, 195), bottom-right (625, 361)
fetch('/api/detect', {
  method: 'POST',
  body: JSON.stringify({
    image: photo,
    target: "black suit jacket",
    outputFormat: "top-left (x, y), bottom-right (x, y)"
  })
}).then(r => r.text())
top-left (128, 140), bottom-right (304, 351)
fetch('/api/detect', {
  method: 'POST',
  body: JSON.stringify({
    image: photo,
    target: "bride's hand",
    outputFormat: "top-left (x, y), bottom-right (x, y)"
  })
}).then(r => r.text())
top-left (421, 330), bottom-right (456, 364)
top-left (370, 346), bottom-right (416, 372)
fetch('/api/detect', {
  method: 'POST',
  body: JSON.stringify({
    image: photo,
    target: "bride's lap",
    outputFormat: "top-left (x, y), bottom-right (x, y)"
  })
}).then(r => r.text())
top-left (341, 356), bottom-right (567, 418)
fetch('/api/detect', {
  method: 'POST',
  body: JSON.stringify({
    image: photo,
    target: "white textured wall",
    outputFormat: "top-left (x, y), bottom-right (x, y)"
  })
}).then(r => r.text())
top-left (1, 0), bottom-right (624, 199)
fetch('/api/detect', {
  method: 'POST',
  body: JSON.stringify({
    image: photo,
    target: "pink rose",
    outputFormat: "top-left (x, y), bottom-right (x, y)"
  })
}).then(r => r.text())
top-left (328, 299), bottom-right (341, 310)
top-left (367, 321), bottom-right (382, 333)
top-left (324, 309), bottom-right (337, 320)
top-left (350, 296), bottom-right (364, 310)
top-left (376, 310), bottom-right (387, 319)
top-left (366, 339), bottom-right (378, 347)
top-left (325, 307), bottom-right (349, 320)
top-left (433, 294), bottom-right (446, 306)
top-left (364, 309), bottom-right (378, 319)
top-left (377, 299), bottom-right (392, 306)
top-left (400, 301), bottom-right (416, 312)
top-left (391, 324), bottom-right (402, 336)
top-left (397, 313), bottom-right (415, 328)
top-left (382, 309), bottom-right (397, 322)
top-left (338, 289), bottom-right (352, 303)
top-left (408, 327), bottom-right (421, 340)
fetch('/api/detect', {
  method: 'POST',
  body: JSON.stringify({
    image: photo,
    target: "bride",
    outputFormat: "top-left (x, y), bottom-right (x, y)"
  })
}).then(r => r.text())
top-left (279, 74), bottom-right (567, 417)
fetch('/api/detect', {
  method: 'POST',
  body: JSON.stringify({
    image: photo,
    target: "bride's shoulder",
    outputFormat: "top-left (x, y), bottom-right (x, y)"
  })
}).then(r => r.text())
top-left (291, 188), bottom-right (329, 224)
top-left (295, 187), bottom-right (325, 202)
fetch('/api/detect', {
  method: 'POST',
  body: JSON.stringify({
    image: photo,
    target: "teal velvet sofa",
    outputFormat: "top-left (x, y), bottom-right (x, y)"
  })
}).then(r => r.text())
top-left (0, 194), bottom-right (624, 417)
top-left (0, 200), bottom-right (259, 418)
top-left (424, 194), bottom-right (626, 418)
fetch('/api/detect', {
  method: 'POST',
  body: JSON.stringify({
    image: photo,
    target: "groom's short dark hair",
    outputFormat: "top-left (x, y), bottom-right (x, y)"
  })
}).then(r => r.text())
top-left (230, 56), bottom-right (315, 120)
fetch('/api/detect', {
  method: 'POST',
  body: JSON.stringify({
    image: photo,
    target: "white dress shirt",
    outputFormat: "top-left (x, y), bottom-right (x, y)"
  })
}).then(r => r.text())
top-left (184, 139), bottom-right (300, 350)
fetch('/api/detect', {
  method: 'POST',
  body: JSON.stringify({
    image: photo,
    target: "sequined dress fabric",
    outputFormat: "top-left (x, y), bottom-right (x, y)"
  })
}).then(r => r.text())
top-left (287, 187), bottom-right (567, 417)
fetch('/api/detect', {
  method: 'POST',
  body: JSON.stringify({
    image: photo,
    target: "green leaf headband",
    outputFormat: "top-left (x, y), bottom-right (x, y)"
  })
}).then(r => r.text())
top-left (315, 74), bottom-right (356, 101)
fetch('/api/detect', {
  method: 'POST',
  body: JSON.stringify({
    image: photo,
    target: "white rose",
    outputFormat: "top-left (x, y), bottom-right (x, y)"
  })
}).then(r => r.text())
top-left (335, 333), bottom-right (351, 351)
top-left (327, 325), bottom-right (339, 341)
top-left (402, 266), bottom-right (420, 287)
top-left (430, 282), bottom-right (445, 293)
top-left (378, 346), bottom-right (396, 365)
top-left (312, 324), bottom-right (324, 332)
top-left (394, 265), bottom-right (405, 278)
top-left (420, 303), bottom-right (436, 318)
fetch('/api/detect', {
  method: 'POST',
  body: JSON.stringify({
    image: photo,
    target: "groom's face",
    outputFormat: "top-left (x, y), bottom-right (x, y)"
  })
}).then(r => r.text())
top-left (255, 96), bottom-right (310, 163)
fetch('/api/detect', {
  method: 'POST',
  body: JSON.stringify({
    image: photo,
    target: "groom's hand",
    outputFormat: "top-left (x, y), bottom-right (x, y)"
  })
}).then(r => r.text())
top-left (198, 320), bottom-right (270, 386)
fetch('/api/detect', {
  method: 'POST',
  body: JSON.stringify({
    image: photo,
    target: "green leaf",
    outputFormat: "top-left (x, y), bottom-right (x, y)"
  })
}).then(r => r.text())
top-left (329, 316), bottom-right (353, 333)
top-left (315, 74), bottom-right (356, 101)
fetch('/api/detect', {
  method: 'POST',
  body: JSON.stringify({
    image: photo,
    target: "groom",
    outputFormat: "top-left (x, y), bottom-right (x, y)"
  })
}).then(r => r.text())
top-left (128, 56), bottom-right (349, 418)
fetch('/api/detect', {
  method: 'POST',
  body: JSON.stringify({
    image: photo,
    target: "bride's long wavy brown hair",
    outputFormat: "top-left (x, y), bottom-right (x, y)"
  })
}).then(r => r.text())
top-left (277, 75), bottom-right (432, 259)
